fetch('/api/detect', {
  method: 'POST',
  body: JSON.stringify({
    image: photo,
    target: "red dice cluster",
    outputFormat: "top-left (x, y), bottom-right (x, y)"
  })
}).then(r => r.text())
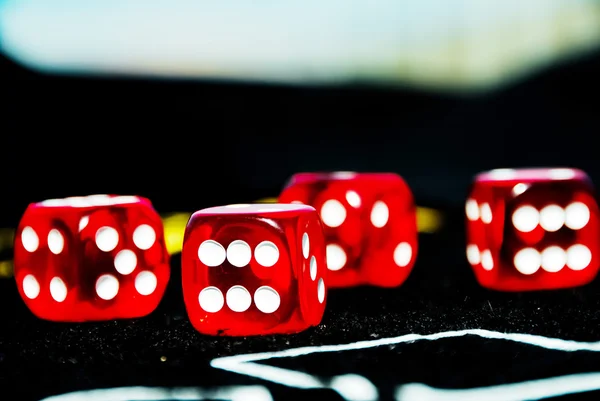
top-left (11, 168), bottom-right (600, 336)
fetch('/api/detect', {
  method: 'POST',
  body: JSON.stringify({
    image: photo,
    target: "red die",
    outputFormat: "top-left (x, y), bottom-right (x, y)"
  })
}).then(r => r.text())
top-left (181, 203), bottom-right (327, 336)
top-left (278, 172), bottom-right (418, 288)
top-left (14, 194), bottom-right (170, 321)
top-left (466, 168), bottom-right (600, 291)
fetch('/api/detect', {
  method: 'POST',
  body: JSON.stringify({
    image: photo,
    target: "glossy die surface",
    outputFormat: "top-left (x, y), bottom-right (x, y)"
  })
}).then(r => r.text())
top-left (279, 172), bottom-right (417, 288)
top-left (14, 194), bottom-right (170, 321)
top-left (466, 168), bottom-right (600, 291)
top-left (181, 203), bottom-right (327, 336)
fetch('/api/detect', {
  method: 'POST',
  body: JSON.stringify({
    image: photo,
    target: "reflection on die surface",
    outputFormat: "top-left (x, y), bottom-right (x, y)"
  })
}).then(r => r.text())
top-left (466, 168), bottom-right (600, 292)
top-left (181, 203), bottom-right (327, 336)
top-left (13, 195), bottom-right (170, 321)
top-left (279, 172), bottom-right (418, 288)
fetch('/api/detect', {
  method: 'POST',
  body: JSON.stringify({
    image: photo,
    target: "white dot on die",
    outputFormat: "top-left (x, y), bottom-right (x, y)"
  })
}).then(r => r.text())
top-left (566, 244), bottom-right (592, 271)
top-left (22, 274), bottom-right (40, 299)
top-left (199, 286), bottom-right (224, 313)
top-left (565, 202), bottom-right (590, 230)
top-left (47, 229), bottom-right (64, 255)
top-left (480, 203), bottom-right (492, 224)
top-left (512, 205), bottom-right (539, 233)
top-left (49, 277), bottom-right (67, 302)
top-left (326, 244), bottom-right (347, 271)
top-left (317, 278), bottom-right (325, 303)
top-left (512, 183), bottom-right (529, 196)
top-left (393, 242), bottom-right (412, 267)
top-left (21, 226), bottom-right (39, 252)
top-left (226, 285), bottom-right (252, 312)
top-left (465, 199), bottom-right (479, 221)
top-left (133, 224), bottom-right (156, 250)
top-left (541, 246), bottom-right (566, 273)
top-left (114, 249), bottom-right (137, 275)
top-left (253, 286), bottom-right (280, 313)
top-left (254, 241), bottom-right (279, 267)
top-left (227, 240), bottom-right (252, 267)
top-left (95, 226), bottom-right (119, 252)
top-left (320, 199), bottom-right (346, 227)
top-left (466, 244), bottom-right (480, 265)
top-left (198, 240), bottom-right (226, 266)
top-left (302, 233), bottom-right (310, 259)
top-left (79, 216), bottom-right (89, 231)
top-left (481, 250), bottom-right (494, 270)
top-left (514, 248), bottom-right (541, 275)
top-left (539, 204), bottom-right (565, 232)
top-left (135, 271), bottom-right (157, 295)
top-left (309, 256), bottom-right (317, 280)
top-left (95, 274), bottom-right (119, 300)
top-left (345, 191), bottom-right (361, 208)
top-left (370, 201), bottom-right (389, 228)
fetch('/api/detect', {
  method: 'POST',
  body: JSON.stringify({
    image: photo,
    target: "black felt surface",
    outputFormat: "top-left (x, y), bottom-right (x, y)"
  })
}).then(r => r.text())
top-left (2, 206), bottom-right (600, 401)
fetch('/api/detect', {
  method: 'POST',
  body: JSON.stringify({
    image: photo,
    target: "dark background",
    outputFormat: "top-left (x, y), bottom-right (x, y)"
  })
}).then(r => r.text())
top-left (2, 48), bottom-right (599, 223)
top-left (2, 46), bottom-right (600, 401)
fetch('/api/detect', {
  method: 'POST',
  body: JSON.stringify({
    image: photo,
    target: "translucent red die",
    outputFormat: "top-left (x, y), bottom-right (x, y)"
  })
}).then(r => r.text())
top-left (14, 194), bottom-right (170, 321)
top-left (278, 172), bottom-right (418, 288)
top-left (465, 168), bottom-right (600, 291)
top-left (181, 203), bottom-right (327, 336)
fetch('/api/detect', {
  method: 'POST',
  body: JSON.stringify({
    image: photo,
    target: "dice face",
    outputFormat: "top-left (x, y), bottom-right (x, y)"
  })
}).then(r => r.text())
top-left (14, 195), bottom-right (170, 321)
top-left (466, 168), bottom-right (600, 291)
top-left (181, 203), bottom-right (327, 336)
top-left (279, 172), bottom-right (418, 288)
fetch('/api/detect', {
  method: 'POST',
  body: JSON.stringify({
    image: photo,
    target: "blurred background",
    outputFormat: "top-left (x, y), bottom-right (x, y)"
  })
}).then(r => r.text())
top-left (1, 0), bottom-right (600, 227)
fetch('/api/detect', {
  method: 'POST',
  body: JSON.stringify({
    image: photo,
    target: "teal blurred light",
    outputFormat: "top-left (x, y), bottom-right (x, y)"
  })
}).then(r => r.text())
top-left (1, 0), bottom-right (600, 91)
